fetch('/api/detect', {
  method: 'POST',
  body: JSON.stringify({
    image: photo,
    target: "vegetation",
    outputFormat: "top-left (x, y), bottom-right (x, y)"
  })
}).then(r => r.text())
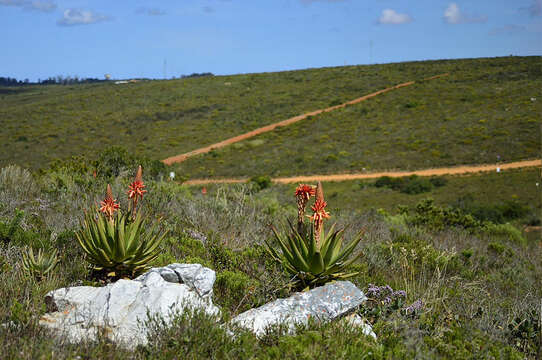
top-left (266, 183), bottom-right (362, 289)
top-left (177, 56), bottom-right (541, 178)
top-left (21, 247), bottom-right (59, 279)
top-left (0, 155), bottom-right (539, 358)
top-left (76, 169), bottom-right (167, 279)
top-left (0, 56), bottom-right (540, 358)
top-left (0, 57), bottom-right (539, 175)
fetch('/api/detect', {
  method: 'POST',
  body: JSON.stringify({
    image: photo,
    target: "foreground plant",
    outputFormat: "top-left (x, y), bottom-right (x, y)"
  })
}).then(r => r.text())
top-left (265, 182), bottom-right (363, 289)
top-left (21, 247), bottom-right (58, 279)
top-left (76, 166), bottom-right (167, 278)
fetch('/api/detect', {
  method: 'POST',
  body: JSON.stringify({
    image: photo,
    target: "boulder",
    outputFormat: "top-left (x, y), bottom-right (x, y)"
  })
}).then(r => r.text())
top-left (39, 263), bottom-right (219, 346)
top-left (230, 281), bottom-right (374, 338)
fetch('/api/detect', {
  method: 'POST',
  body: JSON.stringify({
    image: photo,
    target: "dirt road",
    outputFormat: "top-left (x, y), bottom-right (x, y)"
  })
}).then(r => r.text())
top-left (162, 73), bottom-right (450, 165)
top-left (182, 159), bottom-right (541, 185)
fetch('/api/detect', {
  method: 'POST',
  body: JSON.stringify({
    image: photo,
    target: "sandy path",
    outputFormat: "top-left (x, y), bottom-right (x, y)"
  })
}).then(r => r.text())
top-left (162, 73), bottom-right (449, 165)
top-left (182, 159), bottom-right (541, 185)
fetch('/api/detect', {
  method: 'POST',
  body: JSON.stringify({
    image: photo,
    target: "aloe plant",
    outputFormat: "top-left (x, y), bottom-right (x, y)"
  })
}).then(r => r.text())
top-left (265, 182), bottom-right (363, 289)
top-left (77, 210), bottom-right (166, 277)
top-left (21, 247), bottom-right (58, 279)
top-left (266, 221), bottom-right (362, 289)
top-left (76, 167), bottom-right (166, 278)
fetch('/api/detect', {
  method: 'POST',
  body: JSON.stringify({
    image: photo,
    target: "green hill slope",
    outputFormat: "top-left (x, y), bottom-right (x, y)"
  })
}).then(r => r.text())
top-left (176, 56), bottom-right (541, 178)
top-left (0, 59), bottom-right (451, 169)
top-left (1, 56), bottom-right (540, 173)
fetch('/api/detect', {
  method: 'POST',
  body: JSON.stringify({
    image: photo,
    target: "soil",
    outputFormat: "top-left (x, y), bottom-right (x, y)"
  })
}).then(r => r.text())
top-left (182, 159), bottom-right (542, 185)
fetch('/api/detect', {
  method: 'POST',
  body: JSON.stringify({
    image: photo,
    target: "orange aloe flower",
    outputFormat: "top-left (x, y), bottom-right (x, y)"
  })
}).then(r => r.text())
top-left (127, 165), bottom-right (147, 205)
top-left (295, 184), bottom-right (316, 230)
top-left (308, 182), bottom-right (330, 246)
top-left (295, 184), bottom-right (316, 201)
top-left (309, 199), bottom-right (330, 225)
top-left (99, 184), bottom-right (120, 219)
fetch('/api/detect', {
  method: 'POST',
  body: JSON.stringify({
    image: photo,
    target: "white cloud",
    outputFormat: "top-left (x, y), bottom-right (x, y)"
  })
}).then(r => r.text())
top-left (378, 9), bottom-right (412, 25)
top-left (444, 3), bottom-right (486, 24)
top-left (57, 9), bottom-right (109, 26)
top-left (0, 0), bottom-right (56, 12)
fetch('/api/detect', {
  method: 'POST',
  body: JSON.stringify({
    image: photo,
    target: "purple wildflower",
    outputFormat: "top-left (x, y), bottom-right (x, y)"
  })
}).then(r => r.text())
top-left (367, 284), bottom-right (381, 297)
top-left (404, 299), bottom-right (423, 314)
top-left (383, 297), bottom-right (392, 305)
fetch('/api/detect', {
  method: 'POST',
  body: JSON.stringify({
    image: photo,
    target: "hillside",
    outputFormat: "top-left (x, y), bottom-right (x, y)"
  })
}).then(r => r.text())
top-left (1, 56), bottom-right (541, 359)
top-left (1, 56), bottom-right (540, 172)
top-left (175, 56), bottom-right (541, 178)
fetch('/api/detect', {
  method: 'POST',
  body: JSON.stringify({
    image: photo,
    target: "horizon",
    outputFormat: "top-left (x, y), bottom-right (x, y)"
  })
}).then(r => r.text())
top-left (1, 0), bottom-right (541, 82)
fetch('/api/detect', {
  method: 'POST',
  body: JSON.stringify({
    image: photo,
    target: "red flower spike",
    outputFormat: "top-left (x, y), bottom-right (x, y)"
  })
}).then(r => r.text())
top-left (295, 184), bottom-right (315, 201)
top-left (309, 182), bottom-right (329, 247)
top-left (99, 184), bottom-right (120, 219)
top-left (309, 199), bottom-right (330, 224)
top-left (127, 165), bottom-right (147, 202)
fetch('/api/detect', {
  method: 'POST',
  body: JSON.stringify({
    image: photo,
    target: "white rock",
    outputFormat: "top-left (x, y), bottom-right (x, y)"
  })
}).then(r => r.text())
top-left (230, 281), bottom-right (374, 338)
top-left (342, 313), bottom-right (377, 339)
top-left (39, 264), bottom-right (219, 346)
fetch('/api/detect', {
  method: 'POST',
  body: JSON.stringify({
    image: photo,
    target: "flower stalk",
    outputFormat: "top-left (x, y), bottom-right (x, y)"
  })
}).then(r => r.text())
top-left (295, 184), bottom-right (316, 232)
top-left (99, 184), bottom-right (120, 220)
top-left (127, 165), bottom-right (147, 217)
top-left (309, 181), bottom-right (330, 248)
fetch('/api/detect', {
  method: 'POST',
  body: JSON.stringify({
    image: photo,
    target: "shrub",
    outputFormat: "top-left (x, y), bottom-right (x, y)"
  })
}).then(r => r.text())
top-left (0, 165), bottom-right (39, 214)
top-left (483, 223), bottom-right (526, 245)
top-left (21, 247), bottom-right (58, 279)
top-left (0, 210), bottom-right (40, 246)
top-left (375, 175), bottom-right (441, 195)
top-left (249, 175), bottom-right (272, 192)
top-left (265, 182), bottom-right (362, 289)
top-left (215, 270), bottom-right (260, 313)
top-left (406, 199), bottom-right (481, 231)
top-left (76, 167), bottom-right (167, 278)
top-left (453, 198), bottom-right (530, 224)
top-left (93, 146), bottom-right (167, 180)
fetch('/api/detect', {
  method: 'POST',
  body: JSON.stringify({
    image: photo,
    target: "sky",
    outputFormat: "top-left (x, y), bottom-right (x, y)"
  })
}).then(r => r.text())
top-left (1, 0), bottom-right (541, 81)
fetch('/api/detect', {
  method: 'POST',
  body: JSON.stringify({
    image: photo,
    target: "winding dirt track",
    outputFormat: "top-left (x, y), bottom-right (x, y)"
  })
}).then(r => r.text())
top-left (182, 159), bottom-right (542, 185)
top-left (162, 73), bottom-right (450, 165)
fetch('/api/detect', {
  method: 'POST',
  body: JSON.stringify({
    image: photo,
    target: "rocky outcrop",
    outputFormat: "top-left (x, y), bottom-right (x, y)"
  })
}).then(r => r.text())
top-left (39, 265), bottom-right (376, 346)
top-left (39, 264), bottom-right (219, 346)
top-left (230, 281), bottom-right (374, 338)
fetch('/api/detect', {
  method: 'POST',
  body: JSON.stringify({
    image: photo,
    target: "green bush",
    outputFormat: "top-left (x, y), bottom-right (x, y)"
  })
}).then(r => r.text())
top-left (453, 197), bottom-right (530, 224)
top-left (249, 175), bottom-right (272, 192)
top-left (375, 175), bottom-right (441, 195)
top-left (93, 146), bottom-right (167, 180)
top-left (484, 223), bottom-right (526, 245)
top-left (215, 270), bottom-right (260, 313)
top-left (406, 199), bottom-right (481, 231)
top-left (0, 210), bottom-right (40, 247)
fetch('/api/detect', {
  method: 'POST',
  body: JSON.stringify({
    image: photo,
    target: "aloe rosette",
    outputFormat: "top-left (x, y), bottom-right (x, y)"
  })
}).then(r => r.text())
top-left (266, 221), bottom-right (363, 289)
top-left (266, 182), bottom-right (363, 289)
top-left (22, 247), bottom-right (59, 279)
top-left (77, 210), bottom-right (166, 276)
top-left (76, 167), bottom-right (166, 278)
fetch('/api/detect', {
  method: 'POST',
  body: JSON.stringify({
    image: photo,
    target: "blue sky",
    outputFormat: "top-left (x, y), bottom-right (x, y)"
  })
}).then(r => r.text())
top-left (1, 0), bottom-right (541, 81)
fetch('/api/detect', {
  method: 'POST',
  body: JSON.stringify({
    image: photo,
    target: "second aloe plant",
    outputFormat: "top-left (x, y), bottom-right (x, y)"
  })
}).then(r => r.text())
top-left (265, 181), bottom-right (363, 289)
